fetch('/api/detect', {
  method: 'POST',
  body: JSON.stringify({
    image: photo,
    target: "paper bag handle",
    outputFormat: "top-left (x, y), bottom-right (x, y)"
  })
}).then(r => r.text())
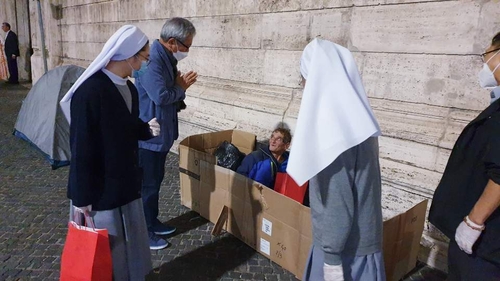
top-left (73, 207), bottom-right (96, 230)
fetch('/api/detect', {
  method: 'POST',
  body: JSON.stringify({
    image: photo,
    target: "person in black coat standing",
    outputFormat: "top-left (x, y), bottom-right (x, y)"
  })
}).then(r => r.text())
top-left (60, 25), bottom-right (160, 280)
top-left (429, 32), bottom-right (500, 280)
top-left (2, 22), bottom-right (19, 84)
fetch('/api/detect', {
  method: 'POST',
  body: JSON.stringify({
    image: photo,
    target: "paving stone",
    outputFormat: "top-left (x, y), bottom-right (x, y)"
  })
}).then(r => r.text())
top-left (265, 274), bottom-right (279, 281)
top-left (0, 82), bottom-right (446, 280)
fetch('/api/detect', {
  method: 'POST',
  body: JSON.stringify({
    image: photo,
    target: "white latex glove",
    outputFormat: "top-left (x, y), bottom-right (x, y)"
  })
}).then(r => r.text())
top-left (148, 117), bottom-right (160, 137)
top-left (455, 216), bottom-right (484, 254)
top-left (324, 263), bottom-right (344, 281)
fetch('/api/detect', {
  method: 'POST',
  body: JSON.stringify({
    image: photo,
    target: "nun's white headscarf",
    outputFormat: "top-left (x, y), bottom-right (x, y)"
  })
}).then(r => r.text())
top-left (287, 38), bottom-right (381, 185)
top-left (60, 25), bottom-right (148, 123)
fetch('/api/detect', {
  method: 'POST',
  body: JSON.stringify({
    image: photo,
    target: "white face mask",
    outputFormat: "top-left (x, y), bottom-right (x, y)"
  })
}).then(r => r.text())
top-left (173, 51), bottom-right (188, 61)
top-left (478, 50), bottom-right (500, 89)
top-left (173, 41), bottom-right (188, 61)
top-left (479, 63), bottom-right (499, 89)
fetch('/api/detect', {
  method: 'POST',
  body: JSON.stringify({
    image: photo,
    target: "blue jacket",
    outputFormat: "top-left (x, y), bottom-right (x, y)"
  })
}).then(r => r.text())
top-left (135, 40), bottom-right (185, 152)
top-left (236, 146), bottom-right (289, 189)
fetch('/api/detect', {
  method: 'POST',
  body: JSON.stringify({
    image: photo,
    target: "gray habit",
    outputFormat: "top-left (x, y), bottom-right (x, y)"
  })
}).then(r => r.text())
top-left (115, 83), bottom-right (132, 113)
top-left (304, 137), bottom-right (385, 280)
top-left (304, 245), bottom-right (385, 281)
top-left (71, 199), bottom-right (152, 281)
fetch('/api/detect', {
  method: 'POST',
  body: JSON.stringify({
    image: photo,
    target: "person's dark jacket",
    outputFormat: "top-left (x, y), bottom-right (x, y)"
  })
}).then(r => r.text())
top-left (429, 98), bottom-right (500, 265)
top-left (68, 70), bottom-right (153, 211)
top-left (236, 146), bottom-right (289, 189)
top-left (4, 31), bottom-right (20, 57)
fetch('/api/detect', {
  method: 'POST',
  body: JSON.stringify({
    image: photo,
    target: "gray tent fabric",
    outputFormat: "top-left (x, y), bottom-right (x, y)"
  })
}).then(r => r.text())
top-left (13, 65), bottom-right (85, 169)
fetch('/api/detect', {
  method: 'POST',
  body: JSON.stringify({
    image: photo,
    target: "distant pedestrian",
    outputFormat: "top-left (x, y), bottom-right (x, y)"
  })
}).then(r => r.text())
top-left (2, 22), bottom-right (19, 84)
top-left (0, 36), bottom-right (8, 81)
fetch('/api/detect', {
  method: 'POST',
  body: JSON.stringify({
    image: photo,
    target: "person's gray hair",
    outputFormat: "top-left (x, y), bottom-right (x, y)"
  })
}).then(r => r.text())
top-left (160, 18), bottom-right (196, 43)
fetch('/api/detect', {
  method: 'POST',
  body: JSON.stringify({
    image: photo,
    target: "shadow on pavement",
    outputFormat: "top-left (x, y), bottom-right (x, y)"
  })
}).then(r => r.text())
top-left (160, 211), bottom-right (209, 238)
top-left (147, 236), bottom-right (256, 281)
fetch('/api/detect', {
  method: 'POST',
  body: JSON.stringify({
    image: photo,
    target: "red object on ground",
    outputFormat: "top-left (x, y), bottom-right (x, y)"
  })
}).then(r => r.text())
top-left (274, 172), bottom-right (308, 204)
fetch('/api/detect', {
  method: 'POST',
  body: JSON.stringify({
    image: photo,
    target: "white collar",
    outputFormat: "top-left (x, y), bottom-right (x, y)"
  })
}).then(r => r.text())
top-left (5, 30), bottom-right (10, 38)
top-left (59, 25), bottom-right (148, 124)
top-left (102, 68), bottom-right (128, 85)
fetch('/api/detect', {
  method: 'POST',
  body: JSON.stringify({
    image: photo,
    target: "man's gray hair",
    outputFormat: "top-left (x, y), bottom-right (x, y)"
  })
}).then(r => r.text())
top-left (160, 18), bottom-right (196, 43)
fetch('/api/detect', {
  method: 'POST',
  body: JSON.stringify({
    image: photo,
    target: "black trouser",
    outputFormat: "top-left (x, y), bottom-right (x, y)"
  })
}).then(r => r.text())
top-left (139, 148), bottom-right (168, 232)
top-left (448, 240), bottom-right (500, 281)
top-left (7, 57), bottom-right (18, 83)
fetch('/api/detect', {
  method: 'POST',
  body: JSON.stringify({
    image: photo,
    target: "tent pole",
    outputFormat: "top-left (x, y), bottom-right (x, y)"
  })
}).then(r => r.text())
top-left (36, 0), bottom-right (48, 74)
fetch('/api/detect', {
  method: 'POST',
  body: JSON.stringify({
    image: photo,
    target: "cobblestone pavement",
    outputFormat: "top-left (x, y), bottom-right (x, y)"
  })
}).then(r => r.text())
top-left (0, 82), bottom-right (447, 280)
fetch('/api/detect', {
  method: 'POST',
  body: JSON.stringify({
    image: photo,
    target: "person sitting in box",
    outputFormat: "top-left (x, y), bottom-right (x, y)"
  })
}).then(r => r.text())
top-left (236, 128), bottom-right (291, 189)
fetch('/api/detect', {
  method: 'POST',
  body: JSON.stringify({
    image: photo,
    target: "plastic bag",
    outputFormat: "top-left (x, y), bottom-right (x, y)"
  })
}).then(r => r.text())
top-left (214, 141), bottom-right (245, 171)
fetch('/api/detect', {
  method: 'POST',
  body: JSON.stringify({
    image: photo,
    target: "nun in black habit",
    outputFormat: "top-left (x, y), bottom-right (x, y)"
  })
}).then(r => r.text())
top-left (60, 25), bottom-right (160, 280)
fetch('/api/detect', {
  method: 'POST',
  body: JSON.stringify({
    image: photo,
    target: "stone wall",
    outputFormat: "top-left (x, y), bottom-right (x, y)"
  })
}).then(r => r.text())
top-left (32, 0), bottom-right (500, 271)
top-left (29, 0), bottom-right (64, 82)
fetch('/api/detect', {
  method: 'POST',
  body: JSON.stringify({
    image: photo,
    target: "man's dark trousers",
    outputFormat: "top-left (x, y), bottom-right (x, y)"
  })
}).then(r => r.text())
top-left (7, 57), bottom-right (18, 83)
top-left (139, 148), bottom-right (168, 231)
top-left (448, 240), bottom-right (500, 281)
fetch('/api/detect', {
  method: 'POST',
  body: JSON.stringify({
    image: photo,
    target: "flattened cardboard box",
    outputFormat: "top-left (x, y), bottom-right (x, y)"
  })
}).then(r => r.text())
top-left (179, 130), bottom-right (428, 281)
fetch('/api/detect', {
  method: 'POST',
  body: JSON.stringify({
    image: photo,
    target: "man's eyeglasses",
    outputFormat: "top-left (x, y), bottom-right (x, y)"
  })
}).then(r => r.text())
top-left (175, 38), bottom-right (190, 50)
top-left (481, 48), bottom-right (500, 62)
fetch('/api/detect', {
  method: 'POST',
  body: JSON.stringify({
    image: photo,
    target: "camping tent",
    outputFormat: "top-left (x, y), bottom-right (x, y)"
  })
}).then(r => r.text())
top-left (13, 65), bottom-right (85, 169)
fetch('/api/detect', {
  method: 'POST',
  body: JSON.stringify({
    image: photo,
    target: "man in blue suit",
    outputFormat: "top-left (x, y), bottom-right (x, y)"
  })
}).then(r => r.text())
top-left (134, 17), bottom-right (198, 250)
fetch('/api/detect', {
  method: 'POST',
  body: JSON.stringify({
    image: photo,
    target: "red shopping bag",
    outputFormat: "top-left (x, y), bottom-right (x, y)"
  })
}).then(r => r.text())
top-left (274, 172), bottom-right (308, 204)
top-left (60, 213), bottom-right (112, 281)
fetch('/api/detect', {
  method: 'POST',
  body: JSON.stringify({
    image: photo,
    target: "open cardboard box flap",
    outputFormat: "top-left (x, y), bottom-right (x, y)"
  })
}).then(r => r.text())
top-left (383, 200), bottom-right (428, 281)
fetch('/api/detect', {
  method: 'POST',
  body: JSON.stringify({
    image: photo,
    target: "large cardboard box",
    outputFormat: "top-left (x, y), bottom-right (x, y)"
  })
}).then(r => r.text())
top-left (179, 130), bottom-right (428, 280)
top-left (178, 130), bottom-right (255, 213)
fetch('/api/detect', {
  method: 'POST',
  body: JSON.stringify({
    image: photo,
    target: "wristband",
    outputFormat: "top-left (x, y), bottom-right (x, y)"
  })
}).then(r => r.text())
top-left (464, 216), bottom-right (485, 231)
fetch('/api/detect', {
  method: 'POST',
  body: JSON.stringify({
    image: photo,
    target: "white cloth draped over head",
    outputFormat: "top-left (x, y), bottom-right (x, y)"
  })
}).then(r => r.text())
top-left (59, 25), bottom-right (148, 123)
top-left (287, 38), bottom-right (381, 186)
